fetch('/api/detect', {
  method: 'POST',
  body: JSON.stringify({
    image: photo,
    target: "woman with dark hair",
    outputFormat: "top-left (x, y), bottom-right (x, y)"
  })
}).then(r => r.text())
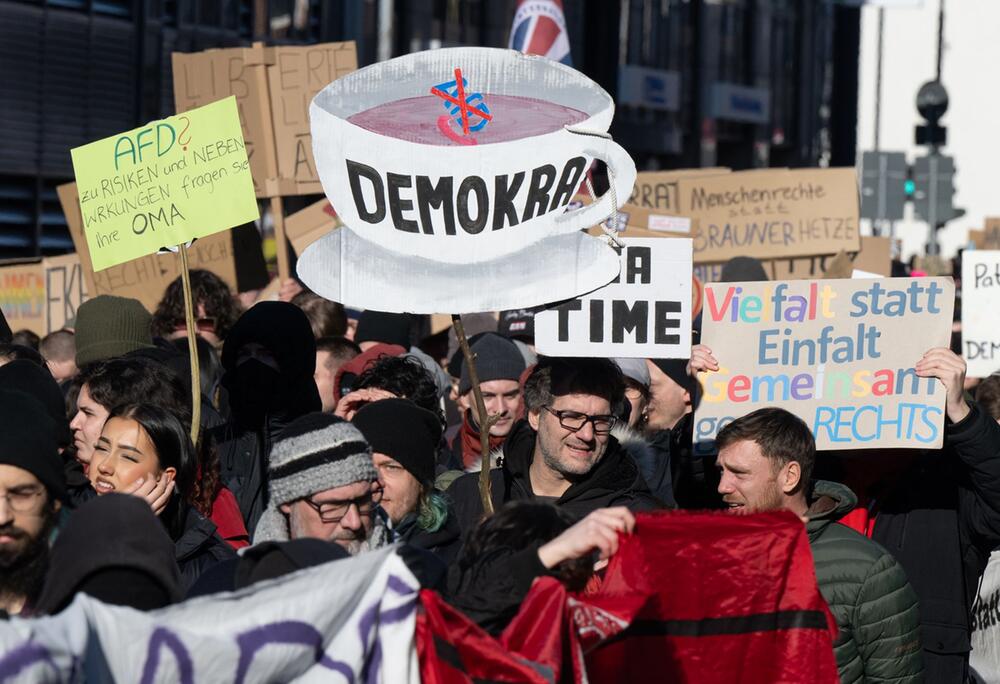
top-left (150, 269), bottom-right (244, 347)
top-left (88, 403), bottom-right (236, 589)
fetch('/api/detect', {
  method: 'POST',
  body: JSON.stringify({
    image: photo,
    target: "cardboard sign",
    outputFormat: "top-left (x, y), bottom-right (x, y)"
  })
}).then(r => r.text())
top-left (173, 42), bottom-right (357, 198)
top-left (677, 168), bottom-right (860, 264)
top-left (971, 220), bottom-right (1000, 250)
top-left (0, 254), bottom-right (87, 336)
top-left (535, 238), bottom-right (692, 358)
top-left (623, 168), bottom-right (729, 233)
top-left (70, 97), bottom-right (258, 271)
top-left (962, 251), bottom-right (1000, 377)
top-left (299, 47), bottom-right (631, 314)
top-left (695, 277), bottom-right (955, 451)
top-left (285, 198), bottom-right (339, 256)
top-left (58, 182), bottom-right (238, 313)
top-left (693, 236), bottom-right (892, 284)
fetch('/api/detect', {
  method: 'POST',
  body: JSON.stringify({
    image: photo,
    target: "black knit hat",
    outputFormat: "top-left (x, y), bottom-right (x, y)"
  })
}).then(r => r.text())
top-left (458, 333), bottom-right (526, 395)
top-left (354, 311), bottom-right (413, 349)
top-left (650, 358), bottom-right (694, 395)
top-left (352, 398), bottom-right (442, 486)
top-left (0, 360), bottom-right (72, 449)
top-left (0, 390), bottom-right (67, 501)
top-left (720, 256), bottom-right (769, 282)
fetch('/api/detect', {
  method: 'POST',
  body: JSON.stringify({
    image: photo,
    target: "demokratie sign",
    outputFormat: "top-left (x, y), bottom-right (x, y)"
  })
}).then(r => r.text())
top-left (962, 251), bottom-right (1000, 378)
top-left (695, 277), bottom-right (955, 451)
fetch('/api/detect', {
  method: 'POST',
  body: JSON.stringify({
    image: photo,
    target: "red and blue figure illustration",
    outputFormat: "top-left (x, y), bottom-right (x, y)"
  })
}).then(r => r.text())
top-left (430, 68), bottom-right (492, 145)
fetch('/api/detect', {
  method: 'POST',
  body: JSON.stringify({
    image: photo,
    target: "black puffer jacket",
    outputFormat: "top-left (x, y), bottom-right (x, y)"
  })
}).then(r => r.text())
top-left (870, 404), bottom-right (1000, 683)
top-left (208, 302), bottom-right (321, 532)
top-left (447, 420), bottom-right (661, 536)
top-left (807, 480), bottom-right (923, 683)
top-left (174, 506), bottom-right (238, 592)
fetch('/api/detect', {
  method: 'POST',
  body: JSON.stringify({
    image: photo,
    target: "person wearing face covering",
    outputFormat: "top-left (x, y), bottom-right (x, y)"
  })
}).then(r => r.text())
top-left (208, 302), bottom-right (322, 532)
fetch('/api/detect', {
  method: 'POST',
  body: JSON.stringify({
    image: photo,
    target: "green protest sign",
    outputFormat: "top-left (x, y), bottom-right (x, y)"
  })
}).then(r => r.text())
top-left (70, 96), bottom-right (259, 271)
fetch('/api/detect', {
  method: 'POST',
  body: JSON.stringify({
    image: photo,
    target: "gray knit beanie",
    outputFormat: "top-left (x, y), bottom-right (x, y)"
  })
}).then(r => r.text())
top-left (253, 413), bottom-right (376, 544)
top-left (458, 333), bottom-right (526, 395)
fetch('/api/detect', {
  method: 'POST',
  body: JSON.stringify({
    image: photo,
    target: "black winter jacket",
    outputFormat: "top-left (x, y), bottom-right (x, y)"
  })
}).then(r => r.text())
top-left (869, 404), bottom-right (1000, 683)
top-left (447, 420), bottom-right (662, 536)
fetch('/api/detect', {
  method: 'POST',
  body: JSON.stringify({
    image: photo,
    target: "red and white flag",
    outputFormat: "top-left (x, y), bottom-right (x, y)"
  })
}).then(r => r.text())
top-left (508, 0), bottom-right (573, 65)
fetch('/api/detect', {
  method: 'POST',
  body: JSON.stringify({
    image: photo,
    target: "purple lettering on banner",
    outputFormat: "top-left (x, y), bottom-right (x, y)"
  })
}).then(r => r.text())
top-left (0, 642), bottom-right (58, 681)
top-left (235, 621), bottom-right (351, 684)
top-left (139, 628), bottom-right (194, 684)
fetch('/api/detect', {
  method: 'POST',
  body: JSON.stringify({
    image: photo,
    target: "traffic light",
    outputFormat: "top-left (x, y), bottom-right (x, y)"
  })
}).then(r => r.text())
top-left (911, 154), bottom-right (956, 224)
top-left (860, 151), bottom-right (907, 221)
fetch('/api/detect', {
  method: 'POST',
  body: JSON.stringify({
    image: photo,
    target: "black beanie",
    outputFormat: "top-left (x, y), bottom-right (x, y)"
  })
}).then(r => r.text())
top-left (0, 360), bottom-right (72, 448)
top-left (354, 311), bottom-right (413, 349)
top-left (650, 358), bottom-right (694, 395)
top-left (0, 390), bottom-right (67, 501)
top-left (720, 256), bottom-right (769, 282)
top-left (352, 398), bottom-right (441, 486)
top-left (458, 333), bottom-right (526, 395)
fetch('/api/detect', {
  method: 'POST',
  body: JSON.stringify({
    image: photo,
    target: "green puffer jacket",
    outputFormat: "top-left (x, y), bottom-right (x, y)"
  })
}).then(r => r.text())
top-left (807, 480), bottom-right (923, 683)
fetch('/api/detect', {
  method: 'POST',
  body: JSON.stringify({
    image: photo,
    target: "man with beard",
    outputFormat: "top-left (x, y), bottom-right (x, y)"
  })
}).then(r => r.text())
top-left (0, 390), bottom-right (66, 616)
top-left (251, 413), bottom-right (388, 555)
top-left (715, 408), bottom-right (923, 683)
top-left (448, 357), bottom-right (660, 533)
top-left (211, 302), bottom-right (322, 533)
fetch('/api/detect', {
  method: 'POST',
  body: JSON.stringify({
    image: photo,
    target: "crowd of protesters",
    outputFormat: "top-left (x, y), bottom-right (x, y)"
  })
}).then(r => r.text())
top-left (1, 251), bottom-right (999, 683)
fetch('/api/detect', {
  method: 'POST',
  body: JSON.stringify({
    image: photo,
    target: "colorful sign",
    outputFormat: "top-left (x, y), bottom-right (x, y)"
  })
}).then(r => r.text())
top-left (70, 97), bottom-right (258, 272)
top-left (535, 238), bottom-right (692, 358)
top-left (0, 254), bottom-right (87, 336)
top-left (695, 277), bottom-right (955, 451)
top-left (962, 251), bottom-right (1000, 378)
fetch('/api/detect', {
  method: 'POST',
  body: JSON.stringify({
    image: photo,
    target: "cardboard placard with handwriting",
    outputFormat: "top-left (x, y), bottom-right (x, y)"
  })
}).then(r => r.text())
top-left (285, 198), bottom-right (339, 256)
top-left (173, 42), bottom-right (357, 198)
top-left (70, 96), bottom-right (258, 271)
top-left (695, 277), bottom-right (954, 452)
top-left (623, 168), bottom-right (730, 234)
top-left (0, 254), bottom-right (87, 336)
top-left (677, 168), bottom-right (860, 263)
top-left (58, 182), bottom-right (238, 313)
top-left (971, 220), bottom-right (1000, 250)
top-left (962, 251), bottom-right (1000, 378)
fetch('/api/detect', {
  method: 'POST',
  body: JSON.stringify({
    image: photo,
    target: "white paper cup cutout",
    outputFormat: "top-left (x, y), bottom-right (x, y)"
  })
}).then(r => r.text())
top-left (310, 47), bottom-right (636, 265)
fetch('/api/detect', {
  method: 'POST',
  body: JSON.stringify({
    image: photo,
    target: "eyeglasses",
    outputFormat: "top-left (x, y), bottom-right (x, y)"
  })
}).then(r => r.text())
top-left (0, 486), bottom-right (45, 514)
top-left (301, 485), bottom-right (383, 524)
top-left (174, 317), bottom-right (216, 334)
top-left (542, 407), bottom-right (617, 435)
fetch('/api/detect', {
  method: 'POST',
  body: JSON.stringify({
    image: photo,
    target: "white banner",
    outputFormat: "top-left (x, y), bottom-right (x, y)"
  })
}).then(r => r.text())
top-left (0, 546), bottom-right (419, 683)
top-left (962, 251), bottom-right (1000, 378)
top-left (534, 238), bottom-right (693, 358)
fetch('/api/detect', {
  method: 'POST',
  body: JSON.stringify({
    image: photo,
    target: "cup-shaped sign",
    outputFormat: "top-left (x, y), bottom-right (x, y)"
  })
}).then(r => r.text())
top-left (297, 228), bottom-right (621, 314)
top-left (310, 47), bottom-right (636, 264)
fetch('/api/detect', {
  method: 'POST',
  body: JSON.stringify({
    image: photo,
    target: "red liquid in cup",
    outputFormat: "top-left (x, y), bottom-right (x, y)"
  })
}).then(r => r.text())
top-left (346, 94), bottom-right (589, 146)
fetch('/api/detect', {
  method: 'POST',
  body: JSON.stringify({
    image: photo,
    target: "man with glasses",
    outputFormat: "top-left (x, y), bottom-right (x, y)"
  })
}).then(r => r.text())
top-left (0, 390), bottom-right (66, 616)
top-left (448, 357), bottom-right (661, 535)
top-left (252, 413), bottom-right (389, 556)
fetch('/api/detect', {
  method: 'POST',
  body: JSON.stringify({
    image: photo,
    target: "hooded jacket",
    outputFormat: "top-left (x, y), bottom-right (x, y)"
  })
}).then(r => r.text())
top-left (36, 494), bottom-right (183, 614)
top-left (447, 420), bottom-right (661, 536)
top-left (806, 480), bottom-right (923, 683)
top-left (209, 302), bottom-right (321, 532)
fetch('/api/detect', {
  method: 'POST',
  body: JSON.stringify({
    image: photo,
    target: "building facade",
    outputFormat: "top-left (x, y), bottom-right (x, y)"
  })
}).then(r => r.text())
top-left (0, 0), bottom-right (858, 259)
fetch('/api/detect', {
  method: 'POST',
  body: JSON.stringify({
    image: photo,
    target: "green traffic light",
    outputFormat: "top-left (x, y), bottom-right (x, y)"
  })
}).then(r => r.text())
top-left (904, 179), bottom-right (915, 195)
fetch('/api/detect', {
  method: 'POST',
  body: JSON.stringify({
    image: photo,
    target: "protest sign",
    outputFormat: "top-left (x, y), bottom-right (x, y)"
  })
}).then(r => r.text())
top-left (285, 197), bottom-right (339, 256)
top-left (623, 168), bottom-right (729, 233)
top-left (693, 236), bottom-right (892, 283)
top-left (173, 42), bottom-right (358, 198)
top-left (971, 219), bottom-right (1000, 250)
top-left (70, 96), bottom-right (258, 272)
top-left (695, 277), bottom-right (955, 451)
top-left (677, 168), bottom-right (860, 263)
top-left (0, 260), bottom-right (45, 335)
top-left (58, 182), bottom-right (238, 313)
top-left (535, 238), bottom-right (692, 358)
top-left (962, 251), bottom-right (1000, 377)
top-left (300, 46), bottom-right (632, 313)
top-left (0, 254), bottom-right (87, 336)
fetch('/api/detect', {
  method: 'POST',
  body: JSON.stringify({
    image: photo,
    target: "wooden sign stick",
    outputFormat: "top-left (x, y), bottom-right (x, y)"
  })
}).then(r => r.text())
top-left (178, 244), bottom-right (202, 446)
